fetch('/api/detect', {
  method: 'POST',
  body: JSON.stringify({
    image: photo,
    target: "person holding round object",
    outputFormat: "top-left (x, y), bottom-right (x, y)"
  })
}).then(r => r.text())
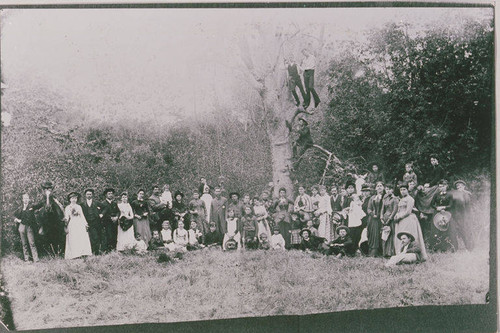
top-left (430, 179), bottom-right (457, 252)
top-left (117, 192), bottom-right (136, 251)
top-left (131, 189), bottom-right (153, 245)
top-left (64, 192), bottom-right (92, 259)
top-left (385, 232), bottom-right (423, 267)
top-left (393, 183), bottom-right (428, 261)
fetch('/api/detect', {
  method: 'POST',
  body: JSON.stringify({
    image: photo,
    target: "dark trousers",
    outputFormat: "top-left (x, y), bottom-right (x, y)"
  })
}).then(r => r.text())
top-left (303, 70), bottom-right (320, 108)
top-left (289, 78), bottom-right (306, 106)
top-left (349, 225), bottom-right (363, 252)
top-left (87, 223), bottom-right (102, 255)
top-left (102, 221), bottom-right (117, 252)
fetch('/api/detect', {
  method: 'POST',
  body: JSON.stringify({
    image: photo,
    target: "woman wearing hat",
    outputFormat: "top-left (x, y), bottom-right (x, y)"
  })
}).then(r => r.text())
top-left (63, 192), bottom-right (92, 259)
top-left (365, 162), bottom-right (386, 187)
top-left (393, 184), bottom-right (428, 261)
top-left (385, 232), bottom-right (422, 267)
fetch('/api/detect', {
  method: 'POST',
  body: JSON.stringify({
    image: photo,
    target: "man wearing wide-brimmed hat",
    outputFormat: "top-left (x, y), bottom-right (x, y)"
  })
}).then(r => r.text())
top-left (32, 181), bottom-right (65, 255)
top-left (385, 231), bottom-right (423, 267)
top-left (227, 191), bottom-right (244, 220)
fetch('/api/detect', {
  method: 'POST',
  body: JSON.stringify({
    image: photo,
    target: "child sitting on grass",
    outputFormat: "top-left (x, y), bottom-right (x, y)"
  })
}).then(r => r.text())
top-left (271, 226), bottom-right (286, 250)
top-left (306, 220), bottom-right (318, 237)
top-left (149, 230), bottom-right (164, 250)
top-left (258, 233), bottom-right (271, 250)
top-left (187, 221), bottom-right (204, 250)
top-left (134, 233), bottom-right (148, 254)
top-left (161, 220), bottom-right (173, 245)
top-left (173, 220), bottom-right (189, 252)
top-left (204, 222), bottom-right (222, 247)
top-left (223, 208), bottom-right (242, 251)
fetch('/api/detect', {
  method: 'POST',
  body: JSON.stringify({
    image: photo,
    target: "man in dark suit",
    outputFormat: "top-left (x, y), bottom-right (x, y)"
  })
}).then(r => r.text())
top-left (99, 188), bottom-right (119, 252)
top-left (81, 188), bottom-right (102, 255)
top-left (330, 185), bottom-right (343, 212)
top-left (285, 56), bottom-right (306, 107)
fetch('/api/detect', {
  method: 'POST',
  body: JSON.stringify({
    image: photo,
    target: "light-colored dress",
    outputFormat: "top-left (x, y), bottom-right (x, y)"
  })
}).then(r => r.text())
top-left (117, 202), bottom-right (137, 251)
top-left (201, 193), bottom-right (213, 223)
top-left (394, 195), bottom-right (428, 260)
top-left (254, 204), bottom-right (272, 241)
top-left (64, 204), bottom-right (92, 259)
top-left (317, 194), bottom-right (333, 242)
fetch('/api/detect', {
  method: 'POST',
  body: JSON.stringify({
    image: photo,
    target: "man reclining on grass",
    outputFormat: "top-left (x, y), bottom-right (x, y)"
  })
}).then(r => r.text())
top-left (385, 232), bottom-right (422, 267)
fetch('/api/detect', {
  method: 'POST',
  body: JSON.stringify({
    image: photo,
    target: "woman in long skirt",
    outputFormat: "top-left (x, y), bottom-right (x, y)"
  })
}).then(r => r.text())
top-left (316, 185), bottom-right (333, 242)
top-left (366, 181), bottom-right (385, 256)
top-left (380, 184), bottom-right (399, 257)
top-left (117, 192), bottom-right (137, 251)
top-left (64, 192), bottom-right (92, 259)
top-left (393, 183), bottom-right (428, 261)
top-left (131, 189), bottom-right (152, 244)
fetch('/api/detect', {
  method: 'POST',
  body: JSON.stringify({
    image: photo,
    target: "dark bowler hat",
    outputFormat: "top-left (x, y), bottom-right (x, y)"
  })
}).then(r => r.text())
top-left (41, 181), bottom-right (54, 189)
top-left (103, 188), bottom-right (115, 196)
top-left (67, 191), bottom-right (80, 201)
top-left (336, 225), bottom-right (350, 235)
top-left (229, 192), bottom-right (240, 199)
top-left (345, 181), bottom-right (355, 189)
top-left (299, 228), bottom-right (311, 237)
top-left (84, 188), bottom-right (94, 194)
top-left (174, 190), bottom-right (184, 198)
top-left (397, 231), bottom-right (415, 242)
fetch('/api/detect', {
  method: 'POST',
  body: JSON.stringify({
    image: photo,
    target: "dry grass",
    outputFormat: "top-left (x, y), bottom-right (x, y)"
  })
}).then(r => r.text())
top-left (1, 247), bottom-right (489, 330)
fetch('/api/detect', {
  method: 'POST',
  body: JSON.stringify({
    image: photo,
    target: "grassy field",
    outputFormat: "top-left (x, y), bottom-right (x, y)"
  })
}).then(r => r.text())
top-left (1, 247), bottom-right (489, 330)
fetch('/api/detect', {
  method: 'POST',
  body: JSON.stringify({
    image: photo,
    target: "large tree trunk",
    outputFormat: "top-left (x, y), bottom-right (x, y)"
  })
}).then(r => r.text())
top-left (268, 126), bottom-right (294, 198)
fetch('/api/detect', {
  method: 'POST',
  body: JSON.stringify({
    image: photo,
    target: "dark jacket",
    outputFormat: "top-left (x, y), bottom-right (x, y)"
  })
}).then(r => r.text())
top-left (427, 165), bottom-right (446, 187)
top-left (431, 191), bottom-right (453, 211)
top-left (330, 194), bottom-right (343, 212)
top-left (100, 199), bottom-right (119, 225)
top-left (329, 235), bottom-right (355, 256)
top-left (14, 205), bottom-right (38, 227)
top-left (204, 230), bottom-right (223, 246)
top-left (81, 200), bottom-right (102, 227)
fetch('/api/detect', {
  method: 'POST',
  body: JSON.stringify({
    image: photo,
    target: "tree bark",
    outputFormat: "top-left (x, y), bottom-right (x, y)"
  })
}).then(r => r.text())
top-left (268, 126), bottom-right (294, 198)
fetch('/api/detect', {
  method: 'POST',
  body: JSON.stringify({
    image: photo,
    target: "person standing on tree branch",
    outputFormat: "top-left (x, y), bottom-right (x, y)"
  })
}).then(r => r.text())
top-left (285, 56), bottom-right (306, 107)
top-left (301, 48), bottom-right (321, 110)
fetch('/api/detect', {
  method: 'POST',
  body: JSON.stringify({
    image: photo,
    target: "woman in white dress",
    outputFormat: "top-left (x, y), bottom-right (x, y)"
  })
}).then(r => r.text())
top-left (117, 192), bottom-right (137, 251)
top-left (200, 185), bottom-right (213, 223)
top-left (316, 185), bottom-right (333, 242)
top-left (64, 192), bottom-right (92, 259)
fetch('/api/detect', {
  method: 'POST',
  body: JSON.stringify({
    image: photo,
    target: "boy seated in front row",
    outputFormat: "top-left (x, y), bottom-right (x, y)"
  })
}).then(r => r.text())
top-left (299, 228), bottom-right (318, 252)
top-left (204, 222), bottom-right (223, 247)
top-left (271, 226), bottom-right (286, 250)
top-left (149, 230), bottom-right (164, 250)
top-left (134, 233), bottom-right (148, 254)
top-left (161, 220), bottom-right (173, 245)
top-left (187, 221), bottom-right (204, 250)
top-left (258, 233), bottom-right (271, 250)
top-left (326, 226), bottom-right (355, 258)
top-left (305, 220), bottom-right (318, 237)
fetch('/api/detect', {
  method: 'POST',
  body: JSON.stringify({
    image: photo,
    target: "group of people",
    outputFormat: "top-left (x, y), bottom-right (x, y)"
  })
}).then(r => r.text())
top-left (13, 155), bottom-right (473, 267)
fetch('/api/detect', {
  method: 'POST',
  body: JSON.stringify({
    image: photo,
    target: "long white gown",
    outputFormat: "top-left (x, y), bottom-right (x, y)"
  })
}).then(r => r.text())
top-left (117, 202), bottom-right (137, 251)
top-left (200, 193), bottom-right (213, 222)
top-left (64, 204), bottom-right (92, 259)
